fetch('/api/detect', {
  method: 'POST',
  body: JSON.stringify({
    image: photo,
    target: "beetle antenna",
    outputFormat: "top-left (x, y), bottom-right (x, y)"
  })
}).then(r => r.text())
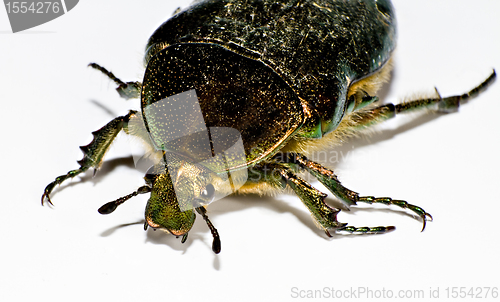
top-left (195, 207), bottom-right (221, 254)
top-left (98, 185), bottom-right (151, 214)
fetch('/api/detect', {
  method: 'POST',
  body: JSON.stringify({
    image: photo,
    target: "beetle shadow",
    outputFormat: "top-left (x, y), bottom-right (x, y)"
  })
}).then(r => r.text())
top-left (81, 156), bottom-right (138, 182)
top-left (144, 225), bottom-right (223, 269)
top-left (90, 99), bottom-right (119, 117)
top-left (98, 218), bottom-right (201, 254)
top-left (336, 112), bottom-right (442, 156)
top-left (100, 220), bottom-right (145, 236)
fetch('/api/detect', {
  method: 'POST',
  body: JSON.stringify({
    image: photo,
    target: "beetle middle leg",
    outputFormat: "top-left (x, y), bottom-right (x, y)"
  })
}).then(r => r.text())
top-left (41, 110), bottom-right (138, 205)
top-left (276, 152), bottom-right (432, 232)
top-left (88, 63), bottom-right (141, 100)
top-left (252, 163), bottom-right (396, 235)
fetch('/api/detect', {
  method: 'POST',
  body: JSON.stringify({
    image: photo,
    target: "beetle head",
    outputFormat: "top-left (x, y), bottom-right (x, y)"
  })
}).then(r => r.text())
top-left (144, 152), bottom-right (226, 253)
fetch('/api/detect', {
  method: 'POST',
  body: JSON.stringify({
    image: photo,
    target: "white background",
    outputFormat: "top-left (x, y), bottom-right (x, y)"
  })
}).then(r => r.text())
top-left (1, 1), bottom-right (499, 301)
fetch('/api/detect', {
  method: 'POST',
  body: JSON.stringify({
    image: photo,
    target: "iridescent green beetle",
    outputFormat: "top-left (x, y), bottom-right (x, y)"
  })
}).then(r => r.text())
top-left (42, 0), bottom-right (495, 253)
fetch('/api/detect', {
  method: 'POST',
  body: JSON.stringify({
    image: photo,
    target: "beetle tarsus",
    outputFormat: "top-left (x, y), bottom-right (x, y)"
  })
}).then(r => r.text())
top-left (356, 196), bottom-right (433, 231)
top-left (393, 70), bottom-right (496, 114)
top-left (439, 69), bottom-right (496, 109)
top-left (338, 225), bottom-right (396, 234)
top-left (41, 167), bottom-right (88, 206)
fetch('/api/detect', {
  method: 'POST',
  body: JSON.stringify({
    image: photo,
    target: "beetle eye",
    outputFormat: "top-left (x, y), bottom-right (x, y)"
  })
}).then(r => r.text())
top-left (200, 184), bottom-right (215, 201)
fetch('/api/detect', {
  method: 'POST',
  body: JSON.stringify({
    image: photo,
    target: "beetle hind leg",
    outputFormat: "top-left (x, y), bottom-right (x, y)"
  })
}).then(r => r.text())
top-left (398, 70), bottom-right (496, 114)
top-left (347, 70), bottom-right (496, 131)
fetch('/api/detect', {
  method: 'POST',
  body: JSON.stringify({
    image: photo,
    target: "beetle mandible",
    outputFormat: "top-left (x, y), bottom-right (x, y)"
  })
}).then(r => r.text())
top-left (42, 0), bottom-right (496, 254)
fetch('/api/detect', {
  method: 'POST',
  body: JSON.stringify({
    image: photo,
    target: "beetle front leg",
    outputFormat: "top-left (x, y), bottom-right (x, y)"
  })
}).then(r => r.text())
top-left (41, 110), bottom-right (138, 205)
top-left (278, 153), bottom-right (432, 231)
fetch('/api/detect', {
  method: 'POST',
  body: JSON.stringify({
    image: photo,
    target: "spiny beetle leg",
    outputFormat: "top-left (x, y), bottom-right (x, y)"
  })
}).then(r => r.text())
top-left (275, 166), bottom-right (397, 236)
top-left (278, 153), bottom-right (432, 231)
top-left (41, 110), bottom-right (137, 206)
top-left (277, 166), bottom-right (347, 232)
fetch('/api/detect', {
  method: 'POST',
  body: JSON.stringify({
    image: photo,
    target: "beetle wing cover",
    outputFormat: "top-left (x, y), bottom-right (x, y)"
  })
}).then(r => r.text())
top-left (145, 0), bottom-right (396, 135)
top-left (141, 43), bottom-right (304, 172)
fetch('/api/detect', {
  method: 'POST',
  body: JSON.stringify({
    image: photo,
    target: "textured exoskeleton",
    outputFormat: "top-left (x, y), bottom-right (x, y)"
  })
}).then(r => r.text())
top-left (42, 0), bottom-right (496, 253)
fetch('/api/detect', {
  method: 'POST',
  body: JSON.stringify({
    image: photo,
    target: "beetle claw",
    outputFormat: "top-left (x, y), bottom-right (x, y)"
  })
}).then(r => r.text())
top-left (420, 212), bottom-right (433, 232)
top-left (41, 192), bottom-right (53, 206)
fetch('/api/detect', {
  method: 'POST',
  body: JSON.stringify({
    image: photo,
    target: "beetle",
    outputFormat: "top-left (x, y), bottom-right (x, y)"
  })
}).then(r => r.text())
top-left (42, 0), bottom-right (495, 254)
